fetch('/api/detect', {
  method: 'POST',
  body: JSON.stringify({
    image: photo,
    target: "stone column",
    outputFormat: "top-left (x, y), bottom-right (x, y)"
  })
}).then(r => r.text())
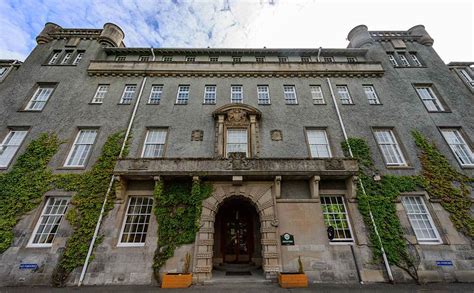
top-left (309, 175), bottom-right (320, 200)
top-left (274, 176), bottom-right (282, 199)
top-left (346, 175), bottom-right (358, 202)
top-left (217, 115), bottom-right (225, 157)
top-left (249, 114), bottom-right (257, 157)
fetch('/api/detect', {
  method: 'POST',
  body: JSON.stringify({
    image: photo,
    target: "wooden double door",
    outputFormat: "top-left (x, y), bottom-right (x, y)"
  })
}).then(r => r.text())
top-left (221, 202), bottom-right (255, 263)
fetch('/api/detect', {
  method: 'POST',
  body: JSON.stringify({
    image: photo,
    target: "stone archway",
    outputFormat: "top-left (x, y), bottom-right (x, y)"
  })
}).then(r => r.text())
top-left (193, 182), bottom-right (280, 281)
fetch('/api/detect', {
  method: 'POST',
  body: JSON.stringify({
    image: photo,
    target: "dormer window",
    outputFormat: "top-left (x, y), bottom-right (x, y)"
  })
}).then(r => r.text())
top-left (233, 57), bottom-right (242, 63)
top-left (278, 56), bottom-right (288, 63)
top-left (116, 56), bottom-right (126, 61)
top-left (323, 57), bottom-right (334, 63)
top-left (186, 56), bottom-right (195, 62)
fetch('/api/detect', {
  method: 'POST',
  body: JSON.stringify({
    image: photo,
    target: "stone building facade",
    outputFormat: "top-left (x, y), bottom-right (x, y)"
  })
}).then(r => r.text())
top-left (0, 23), bottom-right (473, 286)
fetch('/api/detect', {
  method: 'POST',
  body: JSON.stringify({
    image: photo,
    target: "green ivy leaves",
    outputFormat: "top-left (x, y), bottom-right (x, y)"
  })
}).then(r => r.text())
top-left (412, 130), bottom-right (473, 238)
top-left (152, 178), bottom-right (213, 282)
top-left (0, 133), bottom-right (60, 253)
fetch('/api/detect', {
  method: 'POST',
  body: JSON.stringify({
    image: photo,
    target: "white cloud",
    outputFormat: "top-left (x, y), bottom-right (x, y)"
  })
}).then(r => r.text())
top-left (0, 0), bottom-right (472, 62)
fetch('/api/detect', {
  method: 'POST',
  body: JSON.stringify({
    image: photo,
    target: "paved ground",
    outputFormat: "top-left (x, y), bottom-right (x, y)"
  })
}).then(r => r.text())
top-left (1, 283), bottom-right (473, 293)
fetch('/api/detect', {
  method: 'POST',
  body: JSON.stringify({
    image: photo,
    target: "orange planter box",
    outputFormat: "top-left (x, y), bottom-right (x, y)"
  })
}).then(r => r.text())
top-left (161, 273), bottom-right (193, 288)
top-left (278, 273), bottom-right (308, 288)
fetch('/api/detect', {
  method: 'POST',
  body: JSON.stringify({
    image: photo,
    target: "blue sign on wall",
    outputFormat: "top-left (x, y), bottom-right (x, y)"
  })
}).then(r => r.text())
top-left (19, 263), bottom-right (38, 270)
top-left (436, 260), bottom-right (453, 266)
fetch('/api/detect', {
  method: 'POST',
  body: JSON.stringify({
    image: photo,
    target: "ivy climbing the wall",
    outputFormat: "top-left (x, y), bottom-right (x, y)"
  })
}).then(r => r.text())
top-left (152, 178), bottom-right (213, 282)
top-left (0, 133), bottom-right (61, 254)
top-left (342, 138), bottom-right (423, 281)
top-left (52, 131), bottom-right (127, 287)
top-left (412, 130), bottom-right (473, 238)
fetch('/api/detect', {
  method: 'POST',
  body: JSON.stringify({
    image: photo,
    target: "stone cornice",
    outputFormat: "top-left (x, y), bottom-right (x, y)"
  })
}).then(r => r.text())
top-left (114, 157), bottom-right (358, 177)
top-left (104, 47), bottom-right (369, 56)
top-left (87, 61), bottom-right (384, 78)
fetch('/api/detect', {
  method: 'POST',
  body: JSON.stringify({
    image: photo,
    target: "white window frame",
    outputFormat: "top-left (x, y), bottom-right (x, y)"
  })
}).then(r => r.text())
top-left (117, 196), bottom-right (154, 247)
top-left (72, 52), bottom-right (84, 65)
top-left (0, 130), bottom-right (28, 168)
top-left (25, 85), bottom-right (54, 111)
top-left (336, 85), bottom-right (353, 105)
top-left (306, 129), bottom-right (332, 158)
top-left (148, 85), bottom-right (163, 104)
top-left (441, 129), bottom-right (474, 167)
top-left (388, 53), bottom-right (398, 66)
top-left (186, 56), bottom-right (195, 62)
top-left (116, 56), bottom-right (126, 61)
top-left (162, 56), bottom-right (173, 62)
top-left (310, 85), bottom-right (325, 104)
top-left (120, 85), bottom-right (137, 104)
top-left (320, 195), bottom-right (354, 243)
top-left (226, 128), bottom-right (248, 157)
top-left (176, 85), bottom-right (190, 104)
top-left (91, 84), bottom-right (109, 104)
top-left (210, 56), bottom-right (219, 62)
top-left (232, 57), bottom-right (242, 63)
top-left (48, 51), bottom-right (61, 65)
top-left (374, 129), bottom-right (407, 166)
top-left (27, 197), bottom-right (70, 248)
top-left (414, 86), bottom-right (445, 112)
top-left (257, 85), bottom-right (270, 104)
top-left (283, 85), bottom-right (297, 104)
top-left (0, 67), bottom-right (7, 78)
top-left (399, 53), bottom-right (410, 67)
top-left (141, 129), bottom-right (167, 158)
top-left (139, 56), bottom-right (150, 62)
top-left (363, 85), bottom-right (381, 105)
top-left (256, 57), bottom-right (265, 63)
top-left (460, 69), bottom-right (474, 88)
top-left (61, 52), bottom-right (72, 64)
top-left (64, 129), bottom-right (98, 167)
top-left (410, 54), bottom-right (422, 67)
top-left (278, 56), bottom-right (288, 63)
top-left (401, 196), bottom-right (442, 244)
top-left (203, 85), bottom-right (217, 104)
top-left (231, 85), bottom-right (243, 103)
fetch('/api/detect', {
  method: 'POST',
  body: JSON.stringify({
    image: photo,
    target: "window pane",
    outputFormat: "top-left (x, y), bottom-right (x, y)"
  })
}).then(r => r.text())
top-left (142, 129), bottom-right (167, 158)
top-left (204, 85), bottom-right (217, 104)
top-left (320, 196), bottom-right (353, 241)
top-left (284, 85), bottom-right (297, 104)
top-left (226, 129), bottom-right (248, 156)
top-left (311, 86), bottom-right (325, 104)
top-left (257, 85), bottom-right (270, 104)
top-left (307, 130), bottom-right (331, 158)
top-left (401, 196), bottom-right (440, 243)
top-left (374, 130), bottom-right (406, 165)
top-left (149, 85), bottom-right (163, 104)
top-left (65, 130), bottom-right (97, 167)
top-left (176, 85), bottom-right (190, 104)
top-left (441, 129), bottom-right (474, 166)
top-left (30, 197), bottom-right (70, 245)
top-left (0, 130), bottom-right (28, 167)
top-left (231, 85), bottom-right (243, 103)
top-left (26, 87), bottom-right (53, 111)
top-left (120, 197), bottom-right (154, 244)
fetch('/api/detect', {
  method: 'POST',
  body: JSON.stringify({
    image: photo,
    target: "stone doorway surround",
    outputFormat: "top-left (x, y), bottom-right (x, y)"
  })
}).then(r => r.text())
top-left (193, 182), bottom-right (281, 282)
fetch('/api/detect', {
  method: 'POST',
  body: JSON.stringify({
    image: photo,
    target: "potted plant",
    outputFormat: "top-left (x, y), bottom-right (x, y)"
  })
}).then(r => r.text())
top-left (278, 256), bottom-right (308, 288)
top-left (161, 252), bottom-right (193, 288)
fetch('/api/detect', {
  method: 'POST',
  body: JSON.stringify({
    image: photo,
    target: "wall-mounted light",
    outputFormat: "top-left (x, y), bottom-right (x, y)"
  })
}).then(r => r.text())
top-left (373, 172), bottom-right (381, 181)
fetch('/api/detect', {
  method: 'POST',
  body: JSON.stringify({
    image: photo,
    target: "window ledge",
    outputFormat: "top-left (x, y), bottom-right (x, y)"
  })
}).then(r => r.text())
top-left (57, 166), bottom-right (87, 170)
top-left (147, 103), bottom-right (161, 105)
top-left (17, 109), bottom-right (43, 112)
top-left (116, 243), bottom-right (146, 248)
top-left (329, 241), bottom-right (355, 245)
top-left (386, 166), bottom-right (414, 170)
top-left (117, 103), bottom-right (132, 105)
top-left (174, 103), bottom-right (188, 105)
top-left (88, 102), bottom-right (103, 105)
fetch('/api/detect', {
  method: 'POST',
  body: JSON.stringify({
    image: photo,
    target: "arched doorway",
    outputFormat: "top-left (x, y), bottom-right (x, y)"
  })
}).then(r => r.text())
top-left (214, 197), bottom-right (261, 266)
top-left (193, 182), bottom-right (280, 282)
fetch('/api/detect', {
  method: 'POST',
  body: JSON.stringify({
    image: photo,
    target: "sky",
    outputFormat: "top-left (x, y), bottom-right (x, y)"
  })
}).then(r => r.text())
top-left (0, 0), bottom-right (473, 63)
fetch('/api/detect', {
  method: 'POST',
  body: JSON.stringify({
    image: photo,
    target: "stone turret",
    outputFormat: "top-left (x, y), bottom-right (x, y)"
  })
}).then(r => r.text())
top-left (347, 25), bottom-right (374, 48)
top-left (36, 22), bottom-right (62, 44)
top-left (408, 25), bottom-right (434, 46)
top-left (98, 23), bottom-right (125, 47)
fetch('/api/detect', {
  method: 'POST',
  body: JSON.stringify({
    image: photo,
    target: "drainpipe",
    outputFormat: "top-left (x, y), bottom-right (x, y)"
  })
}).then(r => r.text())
top-left (78, 71), bottom-right (148, 287)
top-left (326, 78), bottom-right (394, 283)
top-left (317, 47), bottom-right (322, 62)
top-left (151, 47), bottom-right (156, 61)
